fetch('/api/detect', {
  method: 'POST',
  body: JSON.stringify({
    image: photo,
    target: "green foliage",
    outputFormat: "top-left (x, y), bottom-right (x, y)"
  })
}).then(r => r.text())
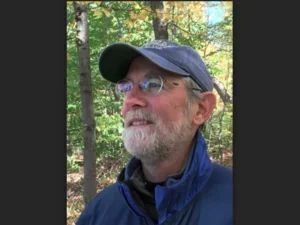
top-left (67, 1), bottom-right (233, 166)
top-left (67, 156), bottom-right (81, 173)
top-left (95, 113), bottom-right (125, 158)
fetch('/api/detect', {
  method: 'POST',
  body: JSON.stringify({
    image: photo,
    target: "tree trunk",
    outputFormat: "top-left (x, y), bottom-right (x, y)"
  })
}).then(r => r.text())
top-left (73, 1), bottom-right (97, 206)
top-left (211, 76), bottom-right (232, 105)
top-left (150, 1), bottom-right (168, 40)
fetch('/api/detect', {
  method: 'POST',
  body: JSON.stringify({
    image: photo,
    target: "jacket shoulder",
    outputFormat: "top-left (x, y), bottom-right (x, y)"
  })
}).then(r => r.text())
top-left (210, 163), bottom-right (232, 184)
top-left (202, 163), bottom-right (232, 198)
top-left (161, 163), bottom-right (233, 225)
top-left (193, 163), bottom-right (232, 224)
top-left (75, 183), bottom-right (121, 225)
top-left (76, 183), bottom-right (145, 225)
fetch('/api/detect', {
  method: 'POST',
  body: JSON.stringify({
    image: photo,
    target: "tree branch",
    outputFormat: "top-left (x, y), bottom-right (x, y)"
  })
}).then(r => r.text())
top-left (217, 104), bottom-right (226, 162)
top-left (211, 77), bottom-right (232, 105)
top-left (205, 48), bottom-right (232, 58)
top-left (169, 23), bottom-right (195, 36)
top-left (169, 22), bottom-right (207, 39)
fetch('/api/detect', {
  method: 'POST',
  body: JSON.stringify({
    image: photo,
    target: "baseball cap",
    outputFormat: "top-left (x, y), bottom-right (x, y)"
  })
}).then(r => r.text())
top-left (98, 39), bottom-right (213, 92)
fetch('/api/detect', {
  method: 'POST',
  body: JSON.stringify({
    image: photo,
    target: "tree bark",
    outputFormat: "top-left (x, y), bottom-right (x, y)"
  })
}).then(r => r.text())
top-left (211, 76), bottom-right (232, 105)
top-left (73, 1), bottom-right (97, 206)
top-left (150, 1), bottom-right (168, 40)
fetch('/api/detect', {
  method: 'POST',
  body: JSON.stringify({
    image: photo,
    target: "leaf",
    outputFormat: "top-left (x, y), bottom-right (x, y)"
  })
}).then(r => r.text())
top-left (67, 104), bottom-right (77, 110)
top-left (164, 13), bottom-right (171, 21)
top-left (93, 9), bottom-right (103, 18)
top-left (189, 3), bottom-right (201, 14)
top-left (134, 2), bottom-right (141, 10)
top-left (81, 2), bottom-right (91, 6)
top-left (138, 10), bottom-right (148, 20)
top-left (102, 8), bottom-right (112, 17)
top-left (130, 11), bottom-right (136, 20)
top-left (89, 3), bottom-right (98, 7)
top-left (173, 17), bottom-right (179, 23)
top-left (155, 9), bottom-right (163, 19)
top-left (123, 19), bottom-right (131, 25)
top-left (129, 21), bottom-right (135, 28)
top-left (175, 2), bottom-right (184, 9)
top-left (162, 18), bottom-right (170, 24)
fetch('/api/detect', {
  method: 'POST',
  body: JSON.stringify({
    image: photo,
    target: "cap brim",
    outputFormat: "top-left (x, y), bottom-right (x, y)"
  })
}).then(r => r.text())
top-left (99, 43), bottom-right (190, 83)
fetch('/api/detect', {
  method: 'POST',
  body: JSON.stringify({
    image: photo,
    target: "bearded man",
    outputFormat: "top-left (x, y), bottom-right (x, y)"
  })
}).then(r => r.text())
top-left (76, 40), bottom-right (232, 225)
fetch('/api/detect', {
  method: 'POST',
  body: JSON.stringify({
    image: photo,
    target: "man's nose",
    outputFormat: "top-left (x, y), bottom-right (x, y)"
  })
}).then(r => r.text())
top-left (121, 85), bottom-right (147, 116)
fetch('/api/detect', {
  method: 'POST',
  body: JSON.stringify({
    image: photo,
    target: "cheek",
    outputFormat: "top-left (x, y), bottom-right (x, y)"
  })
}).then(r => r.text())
top-left (151, 98), bottom-right (186, 122)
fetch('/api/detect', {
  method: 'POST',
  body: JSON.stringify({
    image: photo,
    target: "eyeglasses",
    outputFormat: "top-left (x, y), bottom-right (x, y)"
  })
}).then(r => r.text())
top-left (115, 74), bottom-right (204, 99)
top-left (115, 74), bottom-right (165, 98)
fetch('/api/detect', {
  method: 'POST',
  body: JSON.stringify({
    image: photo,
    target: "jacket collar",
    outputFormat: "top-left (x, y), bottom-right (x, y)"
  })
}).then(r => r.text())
top-left (118, 131), bottom-right (214, 223)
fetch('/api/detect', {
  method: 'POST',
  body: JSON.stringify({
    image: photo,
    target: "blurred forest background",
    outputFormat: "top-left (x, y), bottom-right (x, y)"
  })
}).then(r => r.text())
top-left (67, 1), bottom-right (232, 224)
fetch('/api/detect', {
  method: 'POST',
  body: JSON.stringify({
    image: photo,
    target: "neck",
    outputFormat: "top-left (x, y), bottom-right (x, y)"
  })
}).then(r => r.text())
top-left (141, 137), bottom-right (194, 183)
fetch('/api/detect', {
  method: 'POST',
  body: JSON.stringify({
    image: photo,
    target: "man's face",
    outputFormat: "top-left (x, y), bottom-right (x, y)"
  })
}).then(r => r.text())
top-left (121, 56), bottom-right (196, 164)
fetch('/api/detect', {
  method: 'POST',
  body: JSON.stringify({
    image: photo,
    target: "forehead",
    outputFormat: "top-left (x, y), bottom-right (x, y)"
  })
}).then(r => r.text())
top-left (126, 56), bottom-right (181, 80)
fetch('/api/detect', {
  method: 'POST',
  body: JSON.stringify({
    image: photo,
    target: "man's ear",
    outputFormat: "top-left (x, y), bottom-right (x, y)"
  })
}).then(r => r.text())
top-left (192, 92), bottom-right (216, 126)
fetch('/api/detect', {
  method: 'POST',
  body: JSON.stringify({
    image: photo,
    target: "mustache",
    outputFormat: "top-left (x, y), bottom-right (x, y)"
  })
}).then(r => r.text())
top-left (124, 109), bottom-right (157, 127)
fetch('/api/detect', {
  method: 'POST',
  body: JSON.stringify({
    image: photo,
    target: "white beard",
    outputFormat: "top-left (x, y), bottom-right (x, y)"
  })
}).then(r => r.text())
top-left (123, 108), bottom-right (193, 165)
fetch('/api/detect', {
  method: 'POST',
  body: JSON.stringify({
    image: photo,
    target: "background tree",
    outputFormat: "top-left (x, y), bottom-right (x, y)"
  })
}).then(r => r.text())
top-left (73, 1), bottom-right (97, 206)
top-left (150, 1), bottom-right (168, 39)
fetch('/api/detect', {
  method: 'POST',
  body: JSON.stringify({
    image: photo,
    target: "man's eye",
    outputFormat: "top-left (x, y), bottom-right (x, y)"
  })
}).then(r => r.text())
top-left (117, 82), bottom-right (132, 93)
top-left (147, 82), bottom-right (160, 88)
top-left (141, 80), bottom-right (161, 90)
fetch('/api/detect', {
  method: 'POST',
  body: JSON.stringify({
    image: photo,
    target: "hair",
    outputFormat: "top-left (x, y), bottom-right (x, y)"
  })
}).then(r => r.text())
top-left (182, 77), bottom-right (206, 132)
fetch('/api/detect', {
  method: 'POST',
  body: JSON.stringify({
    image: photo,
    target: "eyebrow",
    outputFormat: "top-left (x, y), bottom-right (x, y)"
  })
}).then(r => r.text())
top-left (148, 70), bottom-right (183, 87)
top-left (125, 69), bottom-right (161, 81)
top-left (126, 70), bottom-right (181, 86)
top-left (144, 70), bottom-right (163, 78)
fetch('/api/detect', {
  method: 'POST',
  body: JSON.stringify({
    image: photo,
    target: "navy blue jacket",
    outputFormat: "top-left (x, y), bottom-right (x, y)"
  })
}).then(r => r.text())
top-left (76, 132), bottom-right (232, 225)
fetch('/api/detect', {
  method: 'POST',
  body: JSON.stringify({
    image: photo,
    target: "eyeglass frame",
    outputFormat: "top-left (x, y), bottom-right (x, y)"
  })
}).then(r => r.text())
top-left (115, 74), bottom-right (204, 98)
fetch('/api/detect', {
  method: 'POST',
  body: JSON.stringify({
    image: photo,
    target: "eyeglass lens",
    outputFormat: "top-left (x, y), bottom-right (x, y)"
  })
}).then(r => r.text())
top-left (116, 74), bottom-right (163, 98)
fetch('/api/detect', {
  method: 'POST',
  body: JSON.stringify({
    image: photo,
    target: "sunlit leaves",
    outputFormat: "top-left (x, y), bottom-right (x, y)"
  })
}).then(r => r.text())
top-left (93, 8), bottom-right (103, 18)
top-left (102, 8), bottom-right (112, 17)
top-left (90, 6), bottom-right (111, 18)
top-left (175, 1), bottom-right (184, 9)
top-left (122, 19), bottom-right (131, 25)
top-left (129, 11), bottom-right (136, 20)
top-left (155, 9), bottom-right (164, 19)
top-left (137, 10), bottom-right (148, 20)
top-left (134, 2), bottom-right (141, 10)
